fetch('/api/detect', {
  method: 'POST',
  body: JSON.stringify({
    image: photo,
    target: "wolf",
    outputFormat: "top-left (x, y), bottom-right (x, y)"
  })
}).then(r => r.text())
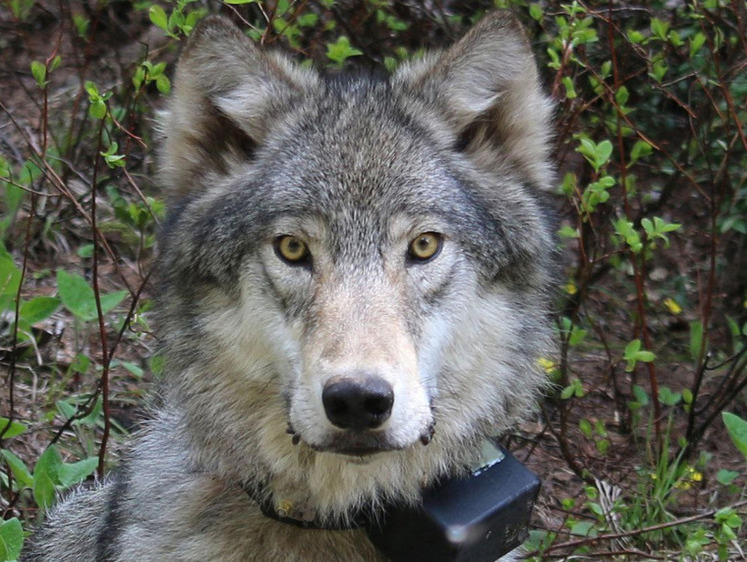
top-left (22, 10), bottom-right (555, 561)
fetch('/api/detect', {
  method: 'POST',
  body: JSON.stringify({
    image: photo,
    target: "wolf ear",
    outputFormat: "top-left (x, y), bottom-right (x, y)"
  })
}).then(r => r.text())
top-left (393, 12), bottom-right (554, 189)
top-left (160, 16), bottom-right (318, 194)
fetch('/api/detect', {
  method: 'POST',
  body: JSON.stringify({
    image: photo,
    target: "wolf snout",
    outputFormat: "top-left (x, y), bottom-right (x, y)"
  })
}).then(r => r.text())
top-left (322, 376), bottom-right (394, 430)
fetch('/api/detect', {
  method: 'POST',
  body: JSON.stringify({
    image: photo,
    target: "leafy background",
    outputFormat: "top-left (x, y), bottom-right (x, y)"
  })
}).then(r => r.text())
top-left (0, 0), bottom-right (746, 559)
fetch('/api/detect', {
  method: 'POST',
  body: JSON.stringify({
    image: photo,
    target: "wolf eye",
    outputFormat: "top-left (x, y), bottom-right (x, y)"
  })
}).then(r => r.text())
top-left (275, 235), bottom-right (310, 265)
top-left (408, 232), bottom-right (442, 262)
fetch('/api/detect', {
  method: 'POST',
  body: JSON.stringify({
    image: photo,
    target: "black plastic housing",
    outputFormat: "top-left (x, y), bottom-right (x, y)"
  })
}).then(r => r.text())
top-left (366, 442), bottom-right (540, 562)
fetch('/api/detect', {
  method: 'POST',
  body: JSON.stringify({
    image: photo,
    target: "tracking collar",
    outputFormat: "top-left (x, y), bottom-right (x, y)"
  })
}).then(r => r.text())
top-left (243, 441), bottom-right (541, 562)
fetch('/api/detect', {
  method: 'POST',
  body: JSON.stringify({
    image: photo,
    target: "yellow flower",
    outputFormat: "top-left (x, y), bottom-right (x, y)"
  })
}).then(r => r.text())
top-left (565, 282), bottom-right (578, 295)
top-left (537, 358), bottom-right (557, 374)
top-left (687, 466), bottom-right (703, 482)
top-left (663, 297), bottom-right (682, 315)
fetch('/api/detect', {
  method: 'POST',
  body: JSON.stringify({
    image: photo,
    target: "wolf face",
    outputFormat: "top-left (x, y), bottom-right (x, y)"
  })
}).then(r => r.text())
top-left (157, 12), bottom-right (554, 516)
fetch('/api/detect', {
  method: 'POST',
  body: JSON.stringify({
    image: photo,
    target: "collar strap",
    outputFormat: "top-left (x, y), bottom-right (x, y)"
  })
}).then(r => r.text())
top-left (242, 484), bottom-right (377, 531)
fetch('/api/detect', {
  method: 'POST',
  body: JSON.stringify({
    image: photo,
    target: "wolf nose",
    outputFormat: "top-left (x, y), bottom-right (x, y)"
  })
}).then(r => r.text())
top-left (322, 377), bottom-right (394, 430)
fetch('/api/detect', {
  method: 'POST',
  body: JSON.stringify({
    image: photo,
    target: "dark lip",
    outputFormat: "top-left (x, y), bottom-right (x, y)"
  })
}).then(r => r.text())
top-left (309, 443), bottom-right (395, 456)
top-left (307, 434), bottom-right (406, 456)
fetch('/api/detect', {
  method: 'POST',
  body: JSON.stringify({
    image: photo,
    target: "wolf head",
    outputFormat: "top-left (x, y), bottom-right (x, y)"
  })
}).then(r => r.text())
top-left (157, 12), bottom-right (554, 515)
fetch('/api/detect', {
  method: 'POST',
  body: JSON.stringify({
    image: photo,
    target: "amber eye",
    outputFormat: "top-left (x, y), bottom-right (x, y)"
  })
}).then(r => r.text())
top-left (408, 232), bottom-right (442, 262)
top-left (275, 235), bottom-right (310, 264)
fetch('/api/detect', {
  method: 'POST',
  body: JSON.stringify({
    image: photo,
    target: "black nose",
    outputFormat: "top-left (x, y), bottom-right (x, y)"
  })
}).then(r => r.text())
top-left (322, 377), bottom-right (394, 430)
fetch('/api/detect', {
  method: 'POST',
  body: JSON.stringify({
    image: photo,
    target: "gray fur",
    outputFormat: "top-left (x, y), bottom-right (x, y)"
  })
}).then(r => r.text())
top-left (23, 11), bottom-right (554, 561)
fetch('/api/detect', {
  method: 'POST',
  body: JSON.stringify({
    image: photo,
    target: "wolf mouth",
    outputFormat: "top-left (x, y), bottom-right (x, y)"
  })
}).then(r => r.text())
top-left (307, 433), bottom-right (404, 456)
top-left (298, 421), bottom-right (437, 457)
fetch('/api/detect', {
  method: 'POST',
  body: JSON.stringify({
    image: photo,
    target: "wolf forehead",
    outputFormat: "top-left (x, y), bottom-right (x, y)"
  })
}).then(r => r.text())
top-left (163, 77), bottom-right (544, 277)
top-left (235, 75), bottom-right (477, 217)
top-left (157, 13), bottom-right (555, 288)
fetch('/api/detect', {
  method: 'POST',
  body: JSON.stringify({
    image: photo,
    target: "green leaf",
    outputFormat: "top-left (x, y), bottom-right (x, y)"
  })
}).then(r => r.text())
top-left (570, 520), bottom-right (596, 537)
top-left (569, 327), bottom-right (587, 346)
top-left (632, 384), bottom-right (649, 406)
top-left (715, 506), bottom-right (738, 525)
top-left (1, 449), bottom-right (34, 488)
top-left (658, 386), bottom-right (681, 407)
top-left (579, 419), bottom-right (592, 438)
top-left (529, 3), bottom-right (543, 21)
top-left (682, 388), bottom-right (693, 405)
top-left (576, 138), bottom-right (613, 172)
top-left (99, 290), bottom-right (128, 317)
top-left (85, 79), bottom-right (99, 96)
top-left (19, 296), bottom-right (61, 325)
top-left (0, 518), bottom-right (24, 561)
top-left (33, 446), bottom-right (63, 509)
top-left (89, 99), bottom-right (107, 120)
top-left (722, 412), bottom-right (747, 461)
top-left (57, 457), bottom-right (98, 488)
top-left (637, 350), bottom-right (655, 362)
top-left (57, 270), bottom-right (95, 320)
top-left (57, 270), bottom-right (127, 321)
top-left (120, 361), bottom-right (144, 378)
top-left (560, 377), bottom-right (585, 400)
top-left (627, 29), bottom-right (645, 44)
top-left (30, 60), bottom-right (47, 88)
top-left (69, 353), bottom-right (91, 375)
top-left (716, 469), bottom-right (739, 486)
top-left (560, 384), bottom-right (575, 400)
top-left (689, 32), bottom-right (706, 58)
top-left (624, 339), bottom-right (641, 371)
top-left (56, 398), bottom-right (77, 421)
top-left (558, 225), bottom-right (579, 238)
top-left (274, 0), bottom-right (290, 16)
top-left (689, 321), bottom-right (703, 361)
top-left (0, 417), bottom-right (26, 438)
top-left (615, 86), bottom-right (629, 105)
top-left (77, 396), bottom-right (103, 427)
top-left (326, 36), bottom-right (362, 66)
top-left (149, 5), bottom-right (169, 32)
top-left (546, 47), bottom-right (560, 70)
top-left (642, 217), bottom-right (681, 249)
top-left (614, 218), bottom-right (643, 253)
top-left (33, 469), bottom-right (56, 510)
top-left (34, 446), bottom-right (62, 482)
top-left (650, 18), bottom-right (669, 40)
top-left (155, 74), bottom-right (171, 94)
top-left (629, 140), bottom-right (652, 165)
top-left (562, 76), bottom-right (576, 99)
top-left (77, 243), bottom-right (94, 258)
top-left (298, 13), bottom-right (318, 27)
top-left (649, 59), bottom-right (668, 83)
top-left (595, 140), bottom-right (613, 169)
top-left (596, 439), bottom-right (610, 455)
top-left (0, 256), bottom-right (22, 311)
top-left (73, 14), bottom-right (90, 39)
